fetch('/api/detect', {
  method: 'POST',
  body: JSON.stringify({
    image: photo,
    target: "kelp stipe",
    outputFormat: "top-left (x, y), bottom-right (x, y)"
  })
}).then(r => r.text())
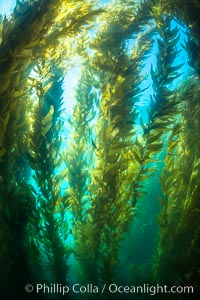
top-left (135, 5), bottom-right (183, 164)
top-left (0, 87), bottom-right (40, 299)
top-left (0, 1), bottom-right (103, 299)
top-left (0, 7), bottom-right (42, 300)
top-left (149, 0), bottom-right (200, 290)
top-left (0, 0), bottom-right (200, 299)
top-left (28, 60), bottom-right (69, 286)
top-left (0, 94), bottom-right (40, 298)
top-left (119, 2), bottom-right (185, 287)
top-left (75, 0), bottom-right (156, 285)
top-left (64, 66), bottom-right (97, 283)
top-left (143, 2), bottom-right (185, 286)
top-left (159, 0), bottom-right (200, 75)
top-left (153, 77), bottom-right (200, 289)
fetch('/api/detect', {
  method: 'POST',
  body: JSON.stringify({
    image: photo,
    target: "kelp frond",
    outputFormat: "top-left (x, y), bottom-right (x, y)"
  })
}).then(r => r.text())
top-left (153, 76), bottom-right (200, 286)
top-left (29, 59), bottom-right (69, 284)
top-left (76, 0), bottom-right (156, 284)
top-left (64, 65), bottom-right (97, 282)
top-left (0, 0), bottom-right (200, 296)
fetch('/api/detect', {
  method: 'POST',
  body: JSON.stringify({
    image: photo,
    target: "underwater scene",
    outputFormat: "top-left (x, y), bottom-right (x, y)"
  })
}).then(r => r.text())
top-left (0, 0), bottom-right (200, 299)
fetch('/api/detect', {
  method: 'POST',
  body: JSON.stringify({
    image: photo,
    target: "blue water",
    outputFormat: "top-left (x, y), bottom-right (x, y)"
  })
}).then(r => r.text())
top-left (0, 1), bottom-right (199, 299)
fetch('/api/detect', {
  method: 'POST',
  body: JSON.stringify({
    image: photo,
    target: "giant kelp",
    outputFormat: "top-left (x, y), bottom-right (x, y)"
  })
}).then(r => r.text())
top-left (64, 65), bottom-right (97, 282)
top-left (0, 0), bottom-right (102, 167)
top-left (133, 3), bottom-right (183, 173)
top-left (0, 0), bottom-right (200, 299)
top-left (77, 0), bottom-right (156, 285)
top-left (0, 1), bottom-right (102, 299)
top-left (161, 0), bottom-right (200, 76)
top-left (150, 1), bottom-right (200, 292)
top-left (153, 77), bottom-right (200, 290)
top-left (29, 60), bottom-right (69, 285)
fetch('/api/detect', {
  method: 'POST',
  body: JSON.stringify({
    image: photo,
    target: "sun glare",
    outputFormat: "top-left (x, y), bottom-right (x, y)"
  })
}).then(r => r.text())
top-left (0, 0), bottom-right (16, 16)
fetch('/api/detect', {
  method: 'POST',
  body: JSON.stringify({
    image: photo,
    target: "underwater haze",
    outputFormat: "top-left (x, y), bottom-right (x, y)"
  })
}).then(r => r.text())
top-left (0, 0), bottom-right (200, 299)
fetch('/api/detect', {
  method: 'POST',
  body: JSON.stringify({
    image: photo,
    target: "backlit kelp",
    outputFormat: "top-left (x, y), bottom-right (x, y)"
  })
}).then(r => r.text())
top-left (161, 0), bottom-right (200, 75)
top-left (78, 1), bottom-right (157, 285)
top-left (29, 61), bottom-right (69, 285)
top-left (153, 77), bottom-right (200, 289)
top-left (0, 0), bottom-right (200, 299)
top-left (129, 6), bottom-right (183, 203)
top-left (64, 66), bottom-right (97, 283)
top-left (150, 1), bottom-right (200, 293)
top-left (132, 3), bottom-right (184, 184)
top-left (0, 1), bottom-right (102, 299)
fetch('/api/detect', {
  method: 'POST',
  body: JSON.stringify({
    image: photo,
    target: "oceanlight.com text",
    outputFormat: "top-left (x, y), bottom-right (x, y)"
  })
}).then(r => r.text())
top-left (25, 283), bottom-right (194, 296)
top-left (108, 283), bottom-right (194, 295)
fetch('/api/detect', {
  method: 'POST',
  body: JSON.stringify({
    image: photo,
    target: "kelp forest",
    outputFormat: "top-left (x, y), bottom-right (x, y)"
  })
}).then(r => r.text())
top-left (0, 0), bottom-right (200, 299)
